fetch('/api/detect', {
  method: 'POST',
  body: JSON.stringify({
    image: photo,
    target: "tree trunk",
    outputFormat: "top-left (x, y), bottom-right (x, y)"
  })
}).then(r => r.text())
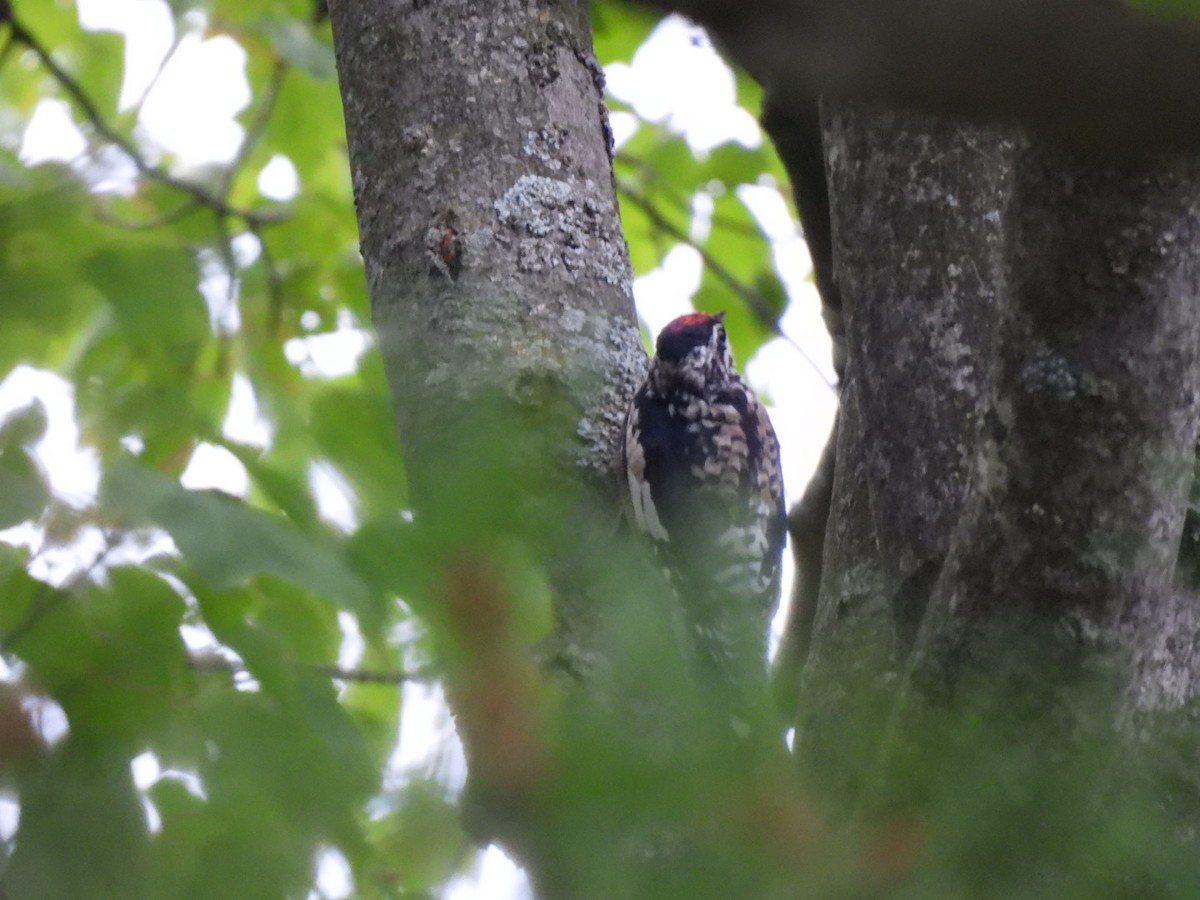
top-left (327, 0), bottom-right (644, 884)
top-left (799, 102), bottom-right (1200, 798)
top-left (327, 0), bottom-right (640, 496)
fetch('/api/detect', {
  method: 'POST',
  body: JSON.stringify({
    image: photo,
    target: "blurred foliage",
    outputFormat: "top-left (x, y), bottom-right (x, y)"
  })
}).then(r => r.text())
top-left (1, 1), bottom-right (1198, 899)
top-left (593, 0), bottom-right (796, 362)
top-left (0, 0), bottom-right (448, 895)
top-left (1124, 0), bottom-right (1200, 21)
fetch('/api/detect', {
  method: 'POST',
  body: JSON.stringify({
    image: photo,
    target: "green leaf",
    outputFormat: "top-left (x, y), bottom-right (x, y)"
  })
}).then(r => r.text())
top-left (0, 397), bottom-right (50, 531)
top-left (0, 399), bottom-right (49, 446)
top-left (82, 245), bottom-right (209, 359)
top-left (591, 0), bottom-right (663, 65)
top-left (71, 29), bottom-right (127, 122)
top-left (0, 445), bottom-right (49, 528)
top-left (0, 542), bottom-right (43, 639)
top-left (100, 457), bottom-right (373, 613)
top-left (251, 17), bottom-right (337, 79)
top-left (254, 577), bottom-right (341, 663)
top-left (643, 133), bottom-right (702, 191)
top-left (345, 514), bottom-right (422, 604)
top-left (12, 568), bottom-right (189, 744)
top-left (148, 778), bottom-right (312, 900)
top-left (4, 743), bottom-right (148, 900)
top-left (310, 386), bottom-right (408, 517)
top-left (67, 312), bottom-right (230, 464)
top-left (699, 143), bottom-right (777, 190)
top-left (0, 170), bottom-right (103, 371)
top-left (227, 442), bottom-right (322, 528)
top-left (734, 67), bottom-right (764, 116)
top-left (260, 66), bottom-right (346, 177)
top-left (197, 676), bottom-right (375, 836)
top-left (65, 233), bottom-right (223, 462)
top-left (365, 779), bottom-right (469, 892)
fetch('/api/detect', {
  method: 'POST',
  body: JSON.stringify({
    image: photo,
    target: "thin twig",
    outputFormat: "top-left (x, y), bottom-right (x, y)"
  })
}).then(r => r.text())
top-left (247, 218), bottom-right (286, 336)
top-left (619, 179), bottom-right (837, 391)
top-left (93, 199), bottom-right (202, 231)
top-left (0, 530), bottom-right (123, 653)
top-left (218, 59), bottom-right (289, 201)
top-left (189, 653), bottom-right (432, 685)
top-left (315, 663), bottom-right (433, 684)
top-left (10, 16), bottom-right (267, 225)
top-left (127, 26), bottom-right (186, 117)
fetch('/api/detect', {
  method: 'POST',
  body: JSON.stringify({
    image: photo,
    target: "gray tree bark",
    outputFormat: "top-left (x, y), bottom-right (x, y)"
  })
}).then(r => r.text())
top-left (326, 0), bottom-right (645, 885)
top-left (327, 0), bottom-right (640, 496)
top-left (798, 104), bottom-right (1200, 799)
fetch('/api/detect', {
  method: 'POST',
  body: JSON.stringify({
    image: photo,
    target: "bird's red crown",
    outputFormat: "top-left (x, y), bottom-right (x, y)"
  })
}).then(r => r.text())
top-left (660, 311), bottom-right (725, 335)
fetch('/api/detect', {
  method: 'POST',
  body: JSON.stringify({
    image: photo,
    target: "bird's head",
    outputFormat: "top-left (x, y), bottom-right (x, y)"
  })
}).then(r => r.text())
top-left (651, 311), bottom-right (736, 393)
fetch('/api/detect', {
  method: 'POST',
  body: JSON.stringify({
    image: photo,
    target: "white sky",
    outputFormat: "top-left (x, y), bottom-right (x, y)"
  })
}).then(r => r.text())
top-left (7, 6), bottom-right (837, 899)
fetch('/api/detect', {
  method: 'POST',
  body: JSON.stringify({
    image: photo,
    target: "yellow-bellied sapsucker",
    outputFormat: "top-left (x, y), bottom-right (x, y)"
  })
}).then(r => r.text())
top-left (623, 311), bottom-right (785, 704)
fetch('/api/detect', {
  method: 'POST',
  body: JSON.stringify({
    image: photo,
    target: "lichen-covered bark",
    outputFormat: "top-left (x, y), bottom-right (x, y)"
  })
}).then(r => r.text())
top-left (921, 147), bottom-right (1200, 707)
top-left (326, 0), bottom-right (645, 882)
top-left (328, 0), bottom-right (643, 506)
top-left (792, 110), bottom-right (1005, 677)
top-left (798, 102), bottom-right (1200, 791)
top-left (792, 105), bottom-right (1014, 785)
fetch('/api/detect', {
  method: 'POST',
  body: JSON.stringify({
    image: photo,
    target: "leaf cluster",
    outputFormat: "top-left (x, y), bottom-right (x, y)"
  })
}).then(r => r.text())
top-left (0, 1), bottom-right (466, 895)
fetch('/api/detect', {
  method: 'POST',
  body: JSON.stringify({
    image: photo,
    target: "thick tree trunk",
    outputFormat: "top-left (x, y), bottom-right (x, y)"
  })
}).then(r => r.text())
top-left (327, 0), bottom-right (640, 496)
top-left (327, 0), bottom-right (644, 885)
top-left (793, 108), bottom-right (1012, 784)
top-left (798, 103), bottom-right (1200, 796)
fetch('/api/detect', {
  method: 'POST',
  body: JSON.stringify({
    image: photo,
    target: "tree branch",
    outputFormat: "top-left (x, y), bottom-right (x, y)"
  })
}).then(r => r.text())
top-left (616, 151), bottom-right (766, 239)
top-left (637, 0), bottom-right (1200, 157)
top-left (618, 178), bottom-right (836, 389)
top-left (217, 59), bottom-right (289, 200)
top-left (0, 531), bottom-right (123, 653)
top-left (8, 15), bottom-right (275, 224)
top-left (187, 653), bottom-right (433, 685)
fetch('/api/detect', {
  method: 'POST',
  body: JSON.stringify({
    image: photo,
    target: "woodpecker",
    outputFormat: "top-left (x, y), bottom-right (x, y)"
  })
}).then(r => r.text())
top-left (623, 311), bottom-right (785, 700)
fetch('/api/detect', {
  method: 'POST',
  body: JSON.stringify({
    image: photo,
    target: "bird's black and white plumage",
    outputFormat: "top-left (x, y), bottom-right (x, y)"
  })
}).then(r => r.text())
top-left (623, 311), bottom-right (785, 699)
